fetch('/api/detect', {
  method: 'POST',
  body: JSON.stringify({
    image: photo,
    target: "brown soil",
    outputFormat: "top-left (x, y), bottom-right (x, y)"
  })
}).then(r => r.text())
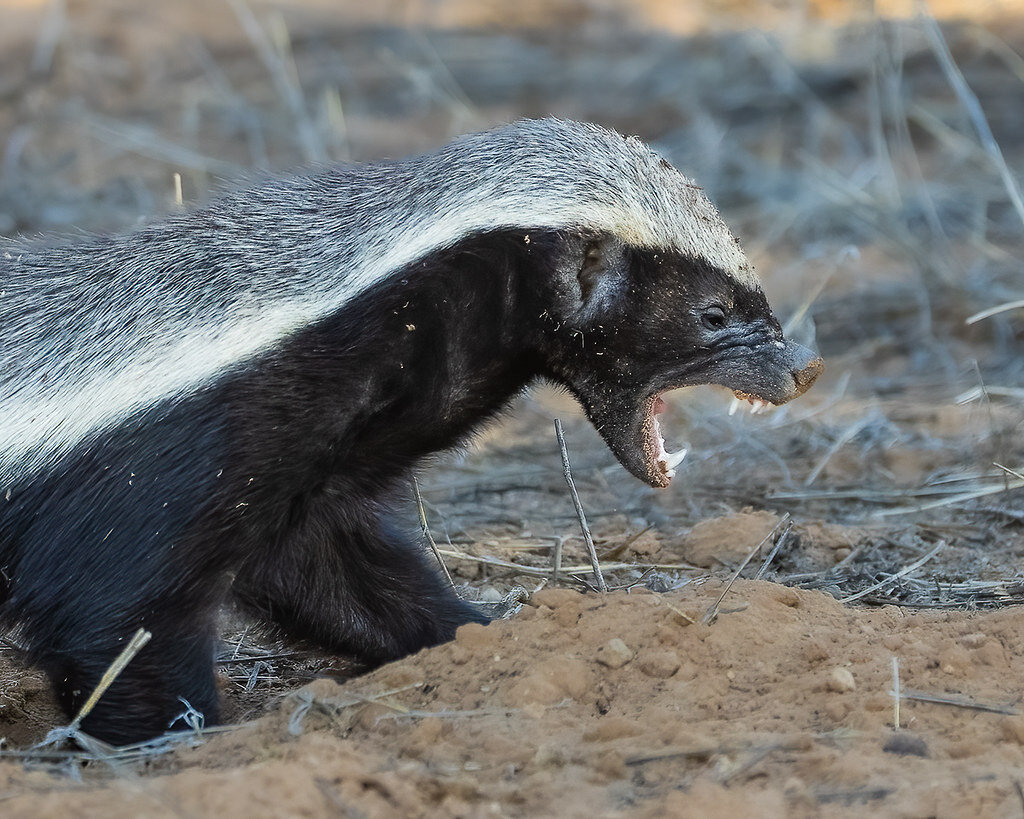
top-left (7, 582), bottom-right (1024, 816)
top-left (2, 0), bottom-right (1024, 816)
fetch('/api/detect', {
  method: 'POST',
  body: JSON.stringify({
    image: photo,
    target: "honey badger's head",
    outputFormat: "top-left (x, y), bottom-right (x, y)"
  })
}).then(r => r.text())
top-left (435, 121), bottom-right (822, 487)
top-left (528, 232), bottom-right (822, 489)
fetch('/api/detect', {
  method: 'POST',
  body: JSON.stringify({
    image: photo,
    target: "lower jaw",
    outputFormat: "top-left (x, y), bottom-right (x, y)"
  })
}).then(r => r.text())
top-left (651, 413), bottom-right (686, 481)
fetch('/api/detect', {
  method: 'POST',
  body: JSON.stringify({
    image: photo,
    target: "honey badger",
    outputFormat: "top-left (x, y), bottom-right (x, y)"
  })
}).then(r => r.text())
top-left (0, 119), bottom-right (821, 744)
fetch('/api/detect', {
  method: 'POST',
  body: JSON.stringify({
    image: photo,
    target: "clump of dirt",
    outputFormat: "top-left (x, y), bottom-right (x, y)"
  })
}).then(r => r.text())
top-left (5, 581), bottom-right (1024, 817)
top-left (679, 509), bottom-right (782, 567)
top-left (0, 662), bottom-right (62, 748)
top-left (669, 510), bottom-right (863, 575)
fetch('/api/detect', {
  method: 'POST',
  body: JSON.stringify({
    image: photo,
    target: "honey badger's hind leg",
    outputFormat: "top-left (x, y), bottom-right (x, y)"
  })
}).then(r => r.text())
top-left (34, 614), bottom-right (221, 745)
top-left (8, 561), bottom-right (225, 745)
top-left (231, 498), bottom-right (486, 666)
top-left (2, 404), bottom-right (237, 745)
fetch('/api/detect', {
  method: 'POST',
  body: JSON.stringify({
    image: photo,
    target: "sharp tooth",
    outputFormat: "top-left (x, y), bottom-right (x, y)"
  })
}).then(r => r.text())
top-left (664, 449), bottom-right (687, 470)
top-left (728, 397), bottom-right (741, 416)
top-left (749, 400), bottom-right (766, 414)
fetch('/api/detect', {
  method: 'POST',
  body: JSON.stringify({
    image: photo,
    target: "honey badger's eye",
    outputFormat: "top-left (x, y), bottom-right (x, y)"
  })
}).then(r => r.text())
top-left (700, 305), bottom-right (728, 330)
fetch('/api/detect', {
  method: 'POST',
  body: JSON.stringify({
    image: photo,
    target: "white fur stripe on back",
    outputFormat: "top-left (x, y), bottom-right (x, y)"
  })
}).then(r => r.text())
top-left (0, 119), bottom-right (758, 485)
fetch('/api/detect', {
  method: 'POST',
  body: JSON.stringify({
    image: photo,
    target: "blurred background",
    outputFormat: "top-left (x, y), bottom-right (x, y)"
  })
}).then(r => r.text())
top-left (2, 0), bottom-right (1023, 602)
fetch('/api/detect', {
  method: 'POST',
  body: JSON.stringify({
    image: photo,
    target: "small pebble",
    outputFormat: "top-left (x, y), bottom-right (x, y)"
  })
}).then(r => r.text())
top-left (596, 638), bottom-right (634, 669)
top-left (637, 650), bottom-right (681, 679)
top-left (826, 667), bottom-right (856, 693)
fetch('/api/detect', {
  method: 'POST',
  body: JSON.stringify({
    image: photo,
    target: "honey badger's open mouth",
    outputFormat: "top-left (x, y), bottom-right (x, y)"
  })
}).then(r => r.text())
top-left (577, 340), bottom-right (823, 490)
top-left (641, 392), bottom-right (688, 486)
top-left (636, 389), bottom-right (779, 488)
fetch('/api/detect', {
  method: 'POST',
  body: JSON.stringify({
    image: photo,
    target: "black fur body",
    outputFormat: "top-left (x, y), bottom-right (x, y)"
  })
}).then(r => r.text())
top-left (0, 121), bottom-right (821, 743)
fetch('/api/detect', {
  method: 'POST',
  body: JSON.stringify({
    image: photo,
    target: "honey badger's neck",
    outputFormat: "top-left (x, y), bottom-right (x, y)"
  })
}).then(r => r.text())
top-left (221, 230), bottom-right (555, 503)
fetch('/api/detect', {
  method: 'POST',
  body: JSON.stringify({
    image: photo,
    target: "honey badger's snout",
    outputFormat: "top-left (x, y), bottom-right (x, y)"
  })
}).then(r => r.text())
top-left (728, 336), bottom-right (824, 409)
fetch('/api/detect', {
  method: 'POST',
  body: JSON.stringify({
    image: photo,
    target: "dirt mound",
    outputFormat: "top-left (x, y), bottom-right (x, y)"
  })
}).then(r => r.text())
top-left (4, 581), bottom-right (1024, 817)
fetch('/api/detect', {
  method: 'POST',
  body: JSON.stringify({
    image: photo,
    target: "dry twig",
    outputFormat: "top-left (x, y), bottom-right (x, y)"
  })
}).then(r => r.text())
top-left (36, 627), bottom-right (152, 748)
top-left (554, 420), bottom-right (606, 592)
top-left (753, 521), bottom-right (793, 581)
top-left (897, 688), bottom-right (1019, 715)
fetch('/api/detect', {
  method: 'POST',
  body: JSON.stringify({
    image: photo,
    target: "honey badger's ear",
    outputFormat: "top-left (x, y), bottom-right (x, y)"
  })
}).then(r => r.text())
top-left (567, 234), bottom-right (628, 316)
top-left (577, 240), bottom-right (606, 304)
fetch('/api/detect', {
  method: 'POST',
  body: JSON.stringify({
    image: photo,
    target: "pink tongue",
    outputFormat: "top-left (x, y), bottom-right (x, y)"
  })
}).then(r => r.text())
top-left (653, 396), bottom-right (668, 415)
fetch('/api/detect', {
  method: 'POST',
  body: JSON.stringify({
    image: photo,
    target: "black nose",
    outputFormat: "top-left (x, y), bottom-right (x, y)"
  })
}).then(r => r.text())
top-left (783, 342), bottom-right (823, 397)
top-left (793, 356), bottom-right (824, 394)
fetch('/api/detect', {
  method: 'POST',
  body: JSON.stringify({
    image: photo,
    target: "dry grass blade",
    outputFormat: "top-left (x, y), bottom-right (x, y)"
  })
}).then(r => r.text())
top-left (994, 463), bottom-right (1024, 482)
top-left (435, 547), bottom-right (696, 579)
top-left (226, 0), bottom-right (325, 162)
top-left (966, 299), bottom-right (1024, 324)
top-left (956, 386), bottom-right (1024, 403)
top-left (85, 115), bottom-right (241, 174)
top-left (554, 419), bottom-right (606, 592)
top-left (65, 628), bottom-right (151, 735)
top-left (804, 416), bottom-right (873, 486)
top-left (753, 521), bottom-right (793, 580)
top-left (891, 656), bottom-right (901, 730)
top-left (551, 534), bottom-right (564, 585)
top-left (28, 628), bottom-right (152, 768)
top-left (31, 0), bottom-right (65, 76)
top-left (172, 172), bottom-right (183, 208)
top-left (626, 737), bottom-right (810, 767)
top-left (920, 8), bottom-right (1024, 230)
top-left (896, 688), bottom-right (1020, 715)
top-left (703, 513), bottom-right (790, 625)
top-left (413, 477), bottom-right (455, 589)
top-left (876, 479), bottom-right (1024, 516)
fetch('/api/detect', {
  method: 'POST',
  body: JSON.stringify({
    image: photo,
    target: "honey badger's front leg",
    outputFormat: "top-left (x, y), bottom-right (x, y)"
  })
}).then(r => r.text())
top-left (231, 492), bottom-right (486, 664)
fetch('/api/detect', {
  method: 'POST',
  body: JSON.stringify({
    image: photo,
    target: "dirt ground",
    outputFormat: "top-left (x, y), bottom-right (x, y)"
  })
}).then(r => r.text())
top-left (1, 0), bottom-right (1024, 816)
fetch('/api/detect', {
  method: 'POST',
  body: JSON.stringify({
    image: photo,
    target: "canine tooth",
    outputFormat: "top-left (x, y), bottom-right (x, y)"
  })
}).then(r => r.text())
top-left (663, 449), bottom-right (687, 470)
top-left (728, 397), bottom-right (740, 416)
